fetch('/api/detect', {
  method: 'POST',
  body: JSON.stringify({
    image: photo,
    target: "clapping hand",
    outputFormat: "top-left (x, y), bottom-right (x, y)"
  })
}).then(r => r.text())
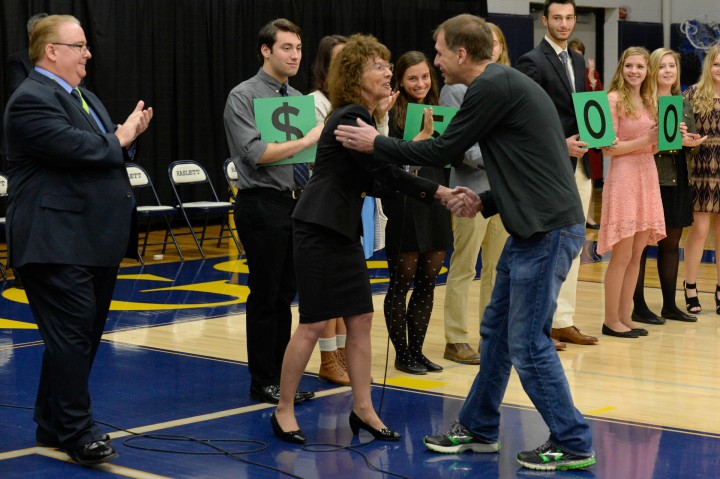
top-left (115, 101), bottom-right (153, 148)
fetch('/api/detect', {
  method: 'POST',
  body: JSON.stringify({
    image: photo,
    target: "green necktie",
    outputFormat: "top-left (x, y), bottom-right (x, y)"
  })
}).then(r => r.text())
top-left (72, 88), bottom-right (90, 114)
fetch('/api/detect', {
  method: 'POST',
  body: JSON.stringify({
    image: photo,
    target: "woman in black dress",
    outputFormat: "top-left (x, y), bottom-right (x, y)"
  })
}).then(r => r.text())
top-left (632, 48), bottom-right (706, 324)
top-left (382, 51), bottom-right (453, 374)
top-left (271, 35), bottom-right (459, 444)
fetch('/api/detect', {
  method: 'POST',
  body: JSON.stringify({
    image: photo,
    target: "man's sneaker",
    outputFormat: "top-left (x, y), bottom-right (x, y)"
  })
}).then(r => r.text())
top-left (516, 440), bottom-right (596, 471)
top-left (423, 421), bottom-right (500, 454)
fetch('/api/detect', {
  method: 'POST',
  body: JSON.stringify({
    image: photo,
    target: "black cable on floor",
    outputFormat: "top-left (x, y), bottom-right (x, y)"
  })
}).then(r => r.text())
top-left (0, 403), bottom-right (412, 478)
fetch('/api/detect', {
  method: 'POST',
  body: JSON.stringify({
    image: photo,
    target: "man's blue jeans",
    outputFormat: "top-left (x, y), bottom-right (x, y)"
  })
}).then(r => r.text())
top-left (458, 223), bottom-right (593, 454)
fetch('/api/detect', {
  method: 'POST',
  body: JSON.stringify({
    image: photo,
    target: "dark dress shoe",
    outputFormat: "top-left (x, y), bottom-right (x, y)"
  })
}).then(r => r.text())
top-left (394, 358), bottom-right (428, 375)
top-left (250, 384), bottom-right (309, 404)
top-left (601, 324), bottom-right (640, 338)
top-left (349, 411), bottom-right (400, 441)
top-left (37, 432), bottom-right (111, 448)
top-left (661, 308), bottom-right (698, 322)
top-left (585, 222), bottom-right (600, 230)
top-left (631, 311), bottom-right (666, 325)
top-left (416, 354), bottom-right (443, 372)
top-left (296, 390), bottom-right (315, 401)
top-left (67, 439), bottom-right (118, 466)
top-left (270, 413), bottom-right (306, 444)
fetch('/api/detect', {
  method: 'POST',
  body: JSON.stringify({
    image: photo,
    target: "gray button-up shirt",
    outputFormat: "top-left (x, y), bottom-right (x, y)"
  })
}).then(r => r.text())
top-left (223, 68), bottom-right (301, 191)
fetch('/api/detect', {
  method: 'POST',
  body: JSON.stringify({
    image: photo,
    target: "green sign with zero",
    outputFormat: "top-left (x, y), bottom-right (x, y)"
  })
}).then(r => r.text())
top-left (658, 96), bottom-right (683, 151)
top-left (572, 91), bottom-right (615, 148)
top-left (254, 95), bottom-right (317, 165)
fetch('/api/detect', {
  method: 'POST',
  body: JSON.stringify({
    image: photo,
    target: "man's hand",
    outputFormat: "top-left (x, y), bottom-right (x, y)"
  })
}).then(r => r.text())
top-left (304, 124), bottom-right (323, 147)
top-left (115, 101), bottom-right (153, 148)
top-left (335, 118), bottom-right (379, 153)
top-left (440, 186), bottom-right (481, 218)
top-left (567, 134), bottom-right (589, 158)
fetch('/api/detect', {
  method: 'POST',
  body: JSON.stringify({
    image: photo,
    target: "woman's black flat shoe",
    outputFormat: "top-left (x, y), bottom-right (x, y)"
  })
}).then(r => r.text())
top-left (585, 222), bottom-right (600, 230)
top-left (660, 308), bottom-right (697, 323)
top-left (602, 324), bottom-right (639, 338)
top-left (632, 328), bottom-right (649, 336)
top-left (349, 411), bottom-right (400, 441)
top-left (416, 354), bottom-right (443, 372)
top-left (394, 358), bottom-right (427, 375)
top-left (271, 413), bottom-right (306, 444)
top-left (631, 311), bottom-right (666, 325)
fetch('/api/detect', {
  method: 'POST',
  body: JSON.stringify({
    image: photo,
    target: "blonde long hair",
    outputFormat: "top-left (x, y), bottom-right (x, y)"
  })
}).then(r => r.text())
top-left (608, 46), bottom-right (655, 119)
top-left (688, 45), bottom-right (720, 117)
top-left (488, 22), bottom-right (510, 66)
top-left (648, 48), bottom-right (681, 98)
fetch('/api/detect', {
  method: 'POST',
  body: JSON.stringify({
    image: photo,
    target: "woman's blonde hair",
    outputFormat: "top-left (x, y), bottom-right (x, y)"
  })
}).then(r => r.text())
top-left (327, 34), bottom-right (390, 111)
top-left (688, 45), bottom-right (720, 117)
top-left (648, 48), bottom-right (681, 98)
top-left (608, 46), bottom-right (655, 118)
top-left (488, 22), bottom-right (510, 66)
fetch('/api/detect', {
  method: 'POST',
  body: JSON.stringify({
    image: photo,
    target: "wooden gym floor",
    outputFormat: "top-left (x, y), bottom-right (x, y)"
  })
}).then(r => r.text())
top-left (1, 200), bottom-right (719, 478)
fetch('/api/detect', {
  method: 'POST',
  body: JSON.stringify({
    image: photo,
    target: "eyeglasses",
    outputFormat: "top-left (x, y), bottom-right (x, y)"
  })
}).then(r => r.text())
top-left (53, 43), bottom-right (91, 54)
top-left (371, 62), bottom-right (394, 72)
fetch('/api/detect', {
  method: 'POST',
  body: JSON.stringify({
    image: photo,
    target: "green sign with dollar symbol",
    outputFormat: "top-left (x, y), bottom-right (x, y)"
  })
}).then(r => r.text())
top-left (403, 103), bottom-right (458, 141)
top-left (572, 91), bottom-right (615, 148)
top-left (254, 95), bottom-right (317, 165)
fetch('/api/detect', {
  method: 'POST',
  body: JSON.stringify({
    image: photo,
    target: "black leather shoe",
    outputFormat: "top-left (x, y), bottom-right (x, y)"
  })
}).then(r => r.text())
top-left (270, 413), bottom-right (306, 444)
top-left (585, 222), bottom-right (600, 230)
top-left (67, 439), bottom-right (118, 466)
top-left (661, 308), bottom-right (698, 322)
top-left (632, 328), bottom-right (649, 336)
top-left (349, 411), bottom-right (400, 441)
top-left (631, 311), bottom-right (666, 325)
top-left (250, 384), bottom-right (307, 404)
top-left (602, 324), bottom-right (640, 338)
top-left (394, 358), bottom-right (428, 375)
top-left (37, 432), bottom-right (111, 448)
top-left (296, 390), bottom-right (315, 402)
top-left (416, 354), bottom-right (443, 372)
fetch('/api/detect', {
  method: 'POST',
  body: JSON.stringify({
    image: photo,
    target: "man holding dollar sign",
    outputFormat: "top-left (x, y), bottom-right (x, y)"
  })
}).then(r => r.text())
top-left (223, 18), bottom-right (322, 405)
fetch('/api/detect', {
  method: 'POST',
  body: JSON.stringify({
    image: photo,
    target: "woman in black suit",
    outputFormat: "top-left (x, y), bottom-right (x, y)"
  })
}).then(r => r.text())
top-left (271, 34), bottom-right (458, 444)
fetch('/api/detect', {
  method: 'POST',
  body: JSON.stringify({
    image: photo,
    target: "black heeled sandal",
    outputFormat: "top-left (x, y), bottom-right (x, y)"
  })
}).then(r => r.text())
top-left (684, 281), bottom-right (702, 313)
top-left (349, 411), bottom-right (400, 441)
top-left (715, 285), bottom-right (720, 315)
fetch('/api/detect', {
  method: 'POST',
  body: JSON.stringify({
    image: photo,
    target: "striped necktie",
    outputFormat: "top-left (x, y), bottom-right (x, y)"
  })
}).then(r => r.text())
top-left (558, 51), bottom-right (574, 92)
top-left (280, 83), bottom-right (310, 188)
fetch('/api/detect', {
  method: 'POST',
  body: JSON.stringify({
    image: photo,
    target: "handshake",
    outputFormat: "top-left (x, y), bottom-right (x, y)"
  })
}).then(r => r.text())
top-left (436, 185), bottom-right (481, 218)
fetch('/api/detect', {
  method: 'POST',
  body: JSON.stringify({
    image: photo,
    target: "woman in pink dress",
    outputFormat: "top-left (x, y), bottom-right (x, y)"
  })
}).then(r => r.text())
top-left (599, 46), bottom-right (666, 338)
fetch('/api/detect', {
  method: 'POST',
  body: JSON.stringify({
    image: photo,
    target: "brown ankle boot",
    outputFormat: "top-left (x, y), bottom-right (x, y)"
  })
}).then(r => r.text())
top-left (319, 350), bottom-right (350, 386)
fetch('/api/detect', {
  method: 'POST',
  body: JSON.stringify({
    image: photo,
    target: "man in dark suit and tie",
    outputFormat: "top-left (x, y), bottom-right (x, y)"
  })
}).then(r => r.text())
top-left (4, 14), bottom-right (152, 466)
top-left (515, 0), bottom-right (598, 350)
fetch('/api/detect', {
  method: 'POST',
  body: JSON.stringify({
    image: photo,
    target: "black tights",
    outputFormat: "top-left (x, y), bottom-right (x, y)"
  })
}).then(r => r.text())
top-left (633, 227), bottom-right (684, 315)
top-left (384, 250), bottom-right (446, 362)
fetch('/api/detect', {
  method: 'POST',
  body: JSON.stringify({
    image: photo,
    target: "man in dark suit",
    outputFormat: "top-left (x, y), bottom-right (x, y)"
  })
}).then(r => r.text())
top-left (4, 14), bottom-right (152, 466)
top-left (6, 12), bottom-right (48, 94)
top-left (515, 0), bottom-right (598, 350)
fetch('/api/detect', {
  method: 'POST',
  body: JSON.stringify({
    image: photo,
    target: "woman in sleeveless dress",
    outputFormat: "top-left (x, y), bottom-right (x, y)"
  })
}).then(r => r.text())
top-left (599, 47), bottom-right (666, 338)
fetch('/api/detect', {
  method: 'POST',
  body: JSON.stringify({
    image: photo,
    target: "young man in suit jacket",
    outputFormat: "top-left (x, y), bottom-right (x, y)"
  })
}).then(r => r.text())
top-left (4, 14), bottom-right (152, 466)
top-left (515, 0), bottom-right (598, 350)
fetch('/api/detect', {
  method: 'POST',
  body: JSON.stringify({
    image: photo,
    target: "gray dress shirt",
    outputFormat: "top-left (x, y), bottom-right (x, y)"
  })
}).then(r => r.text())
top-left (223, 68), bottom-right (301, 191)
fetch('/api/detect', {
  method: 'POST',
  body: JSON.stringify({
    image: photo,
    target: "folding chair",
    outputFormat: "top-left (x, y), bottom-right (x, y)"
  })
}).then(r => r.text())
top-left (167, 160), bottom-right (241, 258)
top-left (223, 158), bottom-right (238, 204)
top-left (0, 173), bottom-right (8, 279)
top-left (126, 163), bottom-right (184, 264)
